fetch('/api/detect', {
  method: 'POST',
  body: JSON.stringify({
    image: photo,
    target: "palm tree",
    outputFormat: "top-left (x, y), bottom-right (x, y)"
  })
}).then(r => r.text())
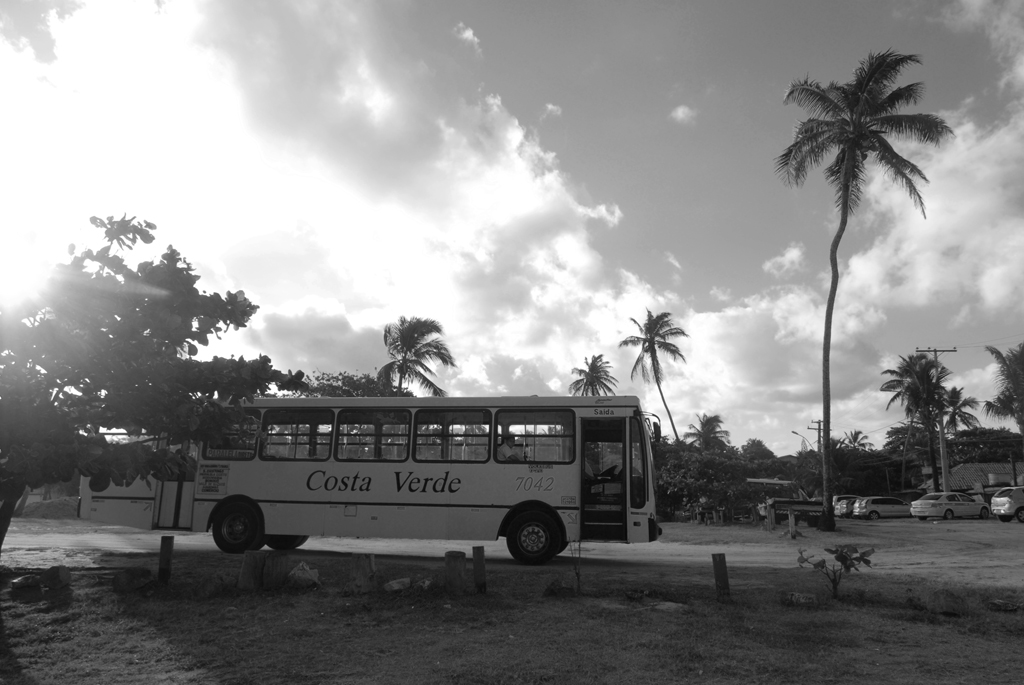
top-left (841, 430), bottom-right (874, 451)
top-left (376, 316), bottom-right (456, 397)
top-left (776, 50), bottom-right (953, 530)
top-left (943, 386), bottom-right (980, 434)
top-left (881, 353), bottom-right (950, 493)
top-left (683, 413), bottom-right (730, 453)
top-left (619, 310), bottom-right (688, 440)
top-left (568, 354), bottom-right (618, 397)
top-left (984, 343), bottom-right (1024, 486)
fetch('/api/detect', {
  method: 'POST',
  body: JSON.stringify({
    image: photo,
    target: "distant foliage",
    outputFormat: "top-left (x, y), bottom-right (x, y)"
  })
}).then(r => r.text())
top-left (946, 427), bottom-right (1023, 465)
top-left (653, 441), bottom-right (759, 519)
top-left (294, 370), bottom-right (412, 398)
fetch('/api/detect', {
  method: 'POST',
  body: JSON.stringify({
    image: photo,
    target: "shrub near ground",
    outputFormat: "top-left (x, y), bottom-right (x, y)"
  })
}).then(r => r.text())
top-left (3, 515), bottom-right (1024, 684)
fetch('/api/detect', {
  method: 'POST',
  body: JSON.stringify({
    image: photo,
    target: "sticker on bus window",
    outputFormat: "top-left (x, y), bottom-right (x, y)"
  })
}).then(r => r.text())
top-left (198, 464), bottom-right (229, 495)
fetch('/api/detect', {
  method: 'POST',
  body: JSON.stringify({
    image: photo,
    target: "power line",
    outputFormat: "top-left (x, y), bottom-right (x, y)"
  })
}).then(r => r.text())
top-left (952, 332), bottom-right (1024, 349)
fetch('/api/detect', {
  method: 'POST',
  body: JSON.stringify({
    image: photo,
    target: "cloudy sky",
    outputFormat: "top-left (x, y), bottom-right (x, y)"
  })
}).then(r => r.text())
top-left (3, 0), bottom-right (1024, 454)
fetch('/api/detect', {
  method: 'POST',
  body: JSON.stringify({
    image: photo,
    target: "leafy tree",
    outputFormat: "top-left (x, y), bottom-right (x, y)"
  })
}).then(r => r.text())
top-left (776, 50), bottom-right (953, 529)
top-left (946, 426), bottom-right (1023, 467)
top-left (654, 447), bottom-right (754, 520)
top-left (829, 438), bottom-right (895, 493)
top-left (740, 438), bottom-right (776, 462)
top-left (881, 353), bottom-right (949, 492)
top-left (947, 427), bottom-right (1024, 472)
top-left (295, 370), bottom-right (412, 398)
top-left (376, 316), bottom-right (456, 397)
top-left (984, 343), bottom-right (1024, 485)
top-left (881, 421), bottom-right (929, 489)
top-left (568, 354), bottom-right (617, 396)
top-left (0, 216), bottom-right (305, 559)
top-left (683, 413), bottom-right (731, 453)
top-left (619, 310), bottom-right (688, 441)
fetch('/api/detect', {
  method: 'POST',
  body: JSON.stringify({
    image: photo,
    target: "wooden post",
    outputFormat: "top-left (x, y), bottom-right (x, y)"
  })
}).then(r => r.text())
top-left (712, 553), bottom-right (730, 601)
top-left (788, 510), bottom-right (796, 539)
top-left (262, 552), bottom-right (291, 590)
top-left (350, 554), bottom-right (376, 594)
top-left (445, 550), bottom-right (466, 595)
top-left (751, 505), bottom-right (759, 527)
top-left (472, 546), bottom-right (486, 594)
top-left (766, 504), bottom-right (775, 532)
top-left (238, 550), bottom-right (267, 591)
top-left (158, 535), bottom-right (174, 584)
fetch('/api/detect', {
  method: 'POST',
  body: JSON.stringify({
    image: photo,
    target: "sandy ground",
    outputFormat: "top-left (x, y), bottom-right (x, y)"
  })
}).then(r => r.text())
top-left (3, 512), bottom-right (1022, 590)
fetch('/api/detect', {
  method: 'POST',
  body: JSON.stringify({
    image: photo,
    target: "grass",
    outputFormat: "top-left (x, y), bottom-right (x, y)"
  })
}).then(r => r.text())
top-left (3, 519), bottom-right (1024, 684)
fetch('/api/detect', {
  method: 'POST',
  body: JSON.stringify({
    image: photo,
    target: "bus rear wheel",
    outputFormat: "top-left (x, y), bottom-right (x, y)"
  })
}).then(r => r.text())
top-left (265, 535), bottom-right (309, 551)
top-left (212, 501), bottom-right (265, 554)
top-left (506, 511), bottom-right (561, 565)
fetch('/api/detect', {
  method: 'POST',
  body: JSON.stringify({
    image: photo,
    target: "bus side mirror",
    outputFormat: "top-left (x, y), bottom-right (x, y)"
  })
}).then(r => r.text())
top-left (652, 422), bottom-right (661, 443)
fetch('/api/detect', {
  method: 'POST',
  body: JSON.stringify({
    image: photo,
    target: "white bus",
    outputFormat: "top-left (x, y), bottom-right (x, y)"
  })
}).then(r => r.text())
top-left (79, 395), bottom-right (661, 564)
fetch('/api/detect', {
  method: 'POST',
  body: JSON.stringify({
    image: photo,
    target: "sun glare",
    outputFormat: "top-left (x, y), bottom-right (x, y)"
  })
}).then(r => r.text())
top-left (0, 253), bottom-right (51, 313)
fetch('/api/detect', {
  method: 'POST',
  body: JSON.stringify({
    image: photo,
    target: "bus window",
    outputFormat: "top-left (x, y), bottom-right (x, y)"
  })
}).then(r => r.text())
top-left (203, 410), bottom-right (261, 460)
top-left (495, 410), bottom-right (574, 463)
top-left (335, 409), bottom-right (410, 461)
top-left (629, 417), bottom-right (647, 508)
top-left (260, 409), bottom-right (333, 461)
top-left (413, 410), bottom-right (491, 462)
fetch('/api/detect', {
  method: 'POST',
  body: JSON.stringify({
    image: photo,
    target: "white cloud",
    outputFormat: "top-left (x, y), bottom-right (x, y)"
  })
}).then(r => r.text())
top-left (669, 104), bottom-right (697, 124)
top-left (842, 105), bottom-right (1024, 323)
top-left (542, 103), bottom-right (562, 119)
top-left (453, 21), bottom-right (482, 56)
top-left (665, 252), bottom-right (681, 270)
top-left (762, 243), bottom-right (806, 278)
top-left (945, 0), bottom-right (1024, 89)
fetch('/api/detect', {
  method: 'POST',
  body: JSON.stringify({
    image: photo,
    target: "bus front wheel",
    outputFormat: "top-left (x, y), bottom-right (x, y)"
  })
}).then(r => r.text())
top-left (265, 535), bottom-right (309, 551)
top-left (506, 511), bottom-right (561, 565)
top-left (212, 501), bottom-right (265, 554)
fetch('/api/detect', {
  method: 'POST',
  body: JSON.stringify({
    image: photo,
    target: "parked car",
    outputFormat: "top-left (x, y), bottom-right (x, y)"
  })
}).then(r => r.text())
top-left (852, 496), bottom-right (910, 520)
top-left (990, 486), bottom-right (1024, 523)
top-left (833, 495), bottom-right (859, 518)
top-left (910, 492), bottom-right (990, 520)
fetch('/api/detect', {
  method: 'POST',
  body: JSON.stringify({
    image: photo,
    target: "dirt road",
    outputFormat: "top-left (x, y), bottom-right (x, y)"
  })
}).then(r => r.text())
top-left (5, 515), bottom-right (1022, 590)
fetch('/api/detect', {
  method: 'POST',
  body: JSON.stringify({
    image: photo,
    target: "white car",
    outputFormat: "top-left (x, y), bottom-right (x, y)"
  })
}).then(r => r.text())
top-left (910, 492), bottom-right (990, 521)
top-left (833, 495), bottom-right (859, 518)
top-left (990, 486), bottom-right (1024, 523)
top-left (852, 496), bottom-right (909, 520)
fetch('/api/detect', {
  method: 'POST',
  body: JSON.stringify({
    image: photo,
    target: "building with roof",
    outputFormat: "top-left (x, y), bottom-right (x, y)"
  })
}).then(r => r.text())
top-left (919, 462), bottom-right (1022, 497)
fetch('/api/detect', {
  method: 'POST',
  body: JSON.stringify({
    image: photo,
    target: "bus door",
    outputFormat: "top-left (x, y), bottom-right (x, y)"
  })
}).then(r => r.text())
top-left (154, 444), bottom-right (197, 530)
top-left (83, 474), bottom-right (158, 529)
top-left (580, 418), bottom-right (627, 541)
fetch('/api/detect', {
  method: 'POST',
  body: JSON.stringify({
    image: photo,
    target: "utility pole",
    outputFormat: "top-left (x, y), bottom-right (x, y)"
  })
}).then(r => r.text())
top-left (917, 347), bottom-right (956, 493)
top-left (807, 420), bottom-right (823, 455)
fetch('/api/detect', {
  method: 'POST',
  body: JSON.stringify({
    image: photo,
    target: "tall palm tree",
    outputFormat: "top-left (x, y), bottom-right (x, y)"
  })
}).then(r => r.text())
top-left (841, 430), bottom-right (874, 451)
top-left (568, 354), bottom-right (618, 397)
top-left (881, 353), bottom-right (950, 493)
top-left (943, 386), bottom-right (980, 434)
top-left (619, 310), bottom-right (688, 440)
top-left (984, 343), bottom-right (1024, 486)
top-left (376, 316), bottom-right (456, 397)
top-left (776, 50), bottom-right (953, 530)
top-left (683, 413), bottom-right (730, 453)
